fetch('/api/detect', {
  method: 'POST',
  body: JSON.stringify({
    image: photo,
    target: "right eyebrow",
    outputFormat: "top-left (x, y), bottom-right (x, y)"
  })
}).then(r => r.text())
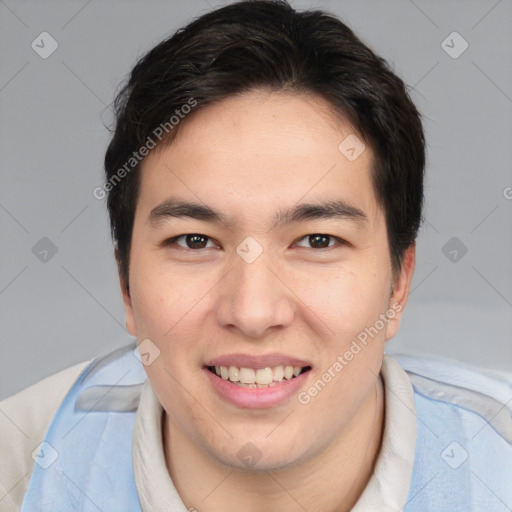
top-left (148, 199), bottom-right (228, 229)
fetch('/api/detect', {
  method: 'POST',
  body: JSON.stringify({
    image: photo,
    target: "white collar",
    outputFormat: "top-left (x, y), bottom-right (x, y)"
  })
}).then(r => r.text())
top-left (132, 354), bottom-right (417, 512)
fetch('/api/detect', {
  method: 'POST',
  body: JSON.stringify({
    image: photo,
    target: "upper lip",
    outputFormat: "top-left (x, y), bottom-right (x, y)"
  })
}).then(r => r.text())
top-left (205, 353), bottom-right (312, 369)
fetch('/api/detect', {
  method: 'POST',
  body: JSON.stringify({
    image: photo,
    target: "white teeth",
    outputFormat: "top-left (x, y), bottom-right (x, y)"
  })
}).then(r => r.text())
top-left (256, 367), bottom-right (273, 385)
top-left (239, 367), bottom-right (256, 384)
top-left (214, 364), bottom-right (307, 385)
top-left (228, 366), bottom-right (240, 382)
top-left (273, 365), bottom-right (284, 381)
top-left (237, 382), bottom-right (258, 388)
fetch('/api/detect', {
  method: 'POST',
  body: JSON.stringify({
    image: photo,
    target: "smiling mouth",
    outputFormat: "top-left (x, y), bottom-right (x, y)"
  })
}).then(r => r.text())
top-left (206, 364), bottom-right (312, 388)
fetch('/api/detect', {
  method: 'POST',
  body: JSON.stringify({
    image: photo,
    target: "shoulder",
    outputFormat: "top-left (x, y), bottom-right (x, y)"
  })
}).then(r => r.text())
top-left (390, 353), bottom-right (512, 444)
top-left (389, 353), bottom-right (512, 509)
top-left (0, 360), bottom-right (90, 511)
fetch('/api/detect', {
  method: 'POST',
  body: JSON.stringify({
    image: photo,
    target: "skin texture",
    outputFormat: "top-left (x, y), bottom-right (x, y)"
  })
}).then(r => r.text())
top-left (120, 89), bottom-right (416, 512)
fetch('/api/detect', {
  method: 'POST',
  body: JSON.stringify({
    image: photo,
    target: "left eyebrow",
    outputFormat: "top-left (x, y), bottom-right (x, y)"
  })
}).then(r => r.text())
top-left (273, 200), bottom-right (368, 227)
top-left (147, 198), bottom-right (368, 230)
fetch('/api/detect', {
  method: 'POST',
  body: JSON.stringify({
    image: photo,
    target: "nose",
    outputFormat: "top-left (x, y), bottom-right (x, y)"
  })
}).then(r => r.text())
top-left (214, 247), bottom-right (296, 339)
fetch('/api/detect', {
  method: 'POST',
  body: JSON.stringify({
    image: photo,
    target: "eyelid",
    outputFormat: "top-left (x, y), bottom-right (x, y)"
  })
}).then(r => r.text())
top-left (294, 234), bottom-right (348, 249)
top-left (163, 234), bottom-right (219, 249)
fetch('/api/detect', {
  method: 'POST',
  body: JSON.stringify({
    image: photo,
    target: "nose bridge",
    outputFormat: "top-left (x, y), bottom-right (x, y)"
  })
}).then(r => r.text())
top-left (235, 247), bottom-right (274, 297)
top-left (215, 240), bottom-right (295, 337)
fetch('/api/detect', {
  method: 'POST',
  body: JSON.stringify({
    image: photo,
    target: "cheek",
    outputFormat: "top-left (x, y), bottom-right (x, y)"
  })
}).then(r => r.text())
top-left (129, 281), bottom-right (169, 338)
top-left (300, 266), bottom-right (390, 341)
top-left (302, 272), bottom-right (387, 420)
top-left (129, 253), bottom-right (196, 336)
top-left (129, 260), bottom-right (214, 380)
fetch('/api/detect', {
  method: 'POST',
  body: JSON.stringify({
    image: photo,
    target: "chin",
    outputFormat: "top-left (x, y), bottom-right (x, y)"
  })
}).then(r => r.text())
top-left (218, 452), bottom-right (304, 473)
top-left (206, 435), bottom-right (315, 473)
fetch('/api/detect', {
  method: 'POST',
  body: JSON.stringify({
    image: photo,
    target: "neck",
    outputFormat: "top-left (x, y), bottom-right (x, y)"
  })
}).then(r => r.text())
top-left (163, 376), bottom-right (385, 512)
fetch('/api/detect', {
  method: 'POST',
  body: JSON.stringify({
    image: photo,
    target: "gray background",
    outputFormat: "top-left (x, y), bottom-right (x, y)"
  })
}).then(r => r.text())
top-left (1, 0), bottom-right (511, 400)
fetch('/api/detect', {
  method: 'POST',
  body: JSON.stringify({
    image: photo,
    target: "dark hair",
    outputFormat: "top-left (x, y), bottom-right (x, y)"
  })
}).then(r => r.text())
top-left (104, 0), bottom-right (425, 294)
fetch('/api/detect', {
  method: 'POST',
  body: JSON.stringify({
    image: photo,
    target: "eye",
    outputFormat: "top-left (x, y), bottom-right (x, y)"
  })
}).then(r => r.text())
top-left (164, 233), bottom-right (217, 250)
top-left (295, 233), bottom-right (344, 249)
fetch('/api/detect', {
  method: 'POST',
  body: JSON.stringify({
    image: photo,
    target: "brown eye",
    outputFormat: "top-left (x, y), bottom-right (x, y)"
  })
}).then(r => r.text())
top-left (165, 234), bottom-right (215, 249)
top-left (309, 234), bottom-right (330, 248)
top-left (185, 234), bottom-right (208, 249)
top-left (296, 234), bottom-right (340, 249)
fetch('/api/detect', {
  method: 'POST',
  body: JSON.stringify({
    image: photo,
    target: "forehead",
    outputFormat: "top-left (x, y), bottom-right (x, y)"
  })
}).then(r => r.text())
top-left (137, 90), bottom-right (380, 226)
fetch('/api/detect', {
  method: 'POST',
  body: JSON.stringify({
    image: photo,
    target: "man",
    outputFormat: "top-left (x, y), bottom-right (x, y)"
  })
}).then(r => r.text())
top-left (1, 1), bottom-right (511, 511)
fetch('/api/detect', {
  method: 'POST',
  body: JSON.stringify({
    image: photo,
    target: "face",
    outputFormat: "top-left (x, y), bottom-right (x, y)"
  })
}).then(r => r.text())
top-left (121, 89), bottom-right (414, 471)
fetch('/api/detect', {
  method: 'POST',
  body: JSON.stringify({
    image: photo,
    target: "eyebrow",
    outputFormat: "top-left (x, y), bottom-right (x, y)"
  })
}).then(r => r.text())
top-left (148, 198), bottom-right (368, 229)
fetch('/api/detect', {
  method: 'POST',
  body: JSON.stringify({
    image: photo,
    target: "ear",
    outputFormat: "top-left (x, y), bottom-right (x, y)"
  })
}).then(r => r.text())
top-left (385, 243), bottom-right (416, 341)
top-left (116, 251), bottom-right (138, 337)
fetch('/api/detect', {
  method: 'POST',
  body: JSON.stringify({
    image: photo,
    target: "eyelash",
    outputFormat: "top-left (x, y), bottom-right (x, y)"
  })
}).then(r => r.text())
top-left (163, 233), bottom-right (347, 251)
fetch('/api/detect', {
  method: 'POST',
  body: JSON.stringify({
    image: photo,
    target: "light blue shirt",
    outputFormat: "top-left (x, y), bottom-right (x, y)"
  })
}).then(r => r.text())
top-left (20, 343), bottom-right (512, 511)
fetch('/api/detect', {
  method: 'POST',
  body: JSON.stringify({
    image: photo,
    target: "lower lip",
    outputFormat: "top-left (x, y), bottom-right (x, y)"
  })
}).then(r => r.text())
top-left (204, 368), bottom-right (311, 409)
